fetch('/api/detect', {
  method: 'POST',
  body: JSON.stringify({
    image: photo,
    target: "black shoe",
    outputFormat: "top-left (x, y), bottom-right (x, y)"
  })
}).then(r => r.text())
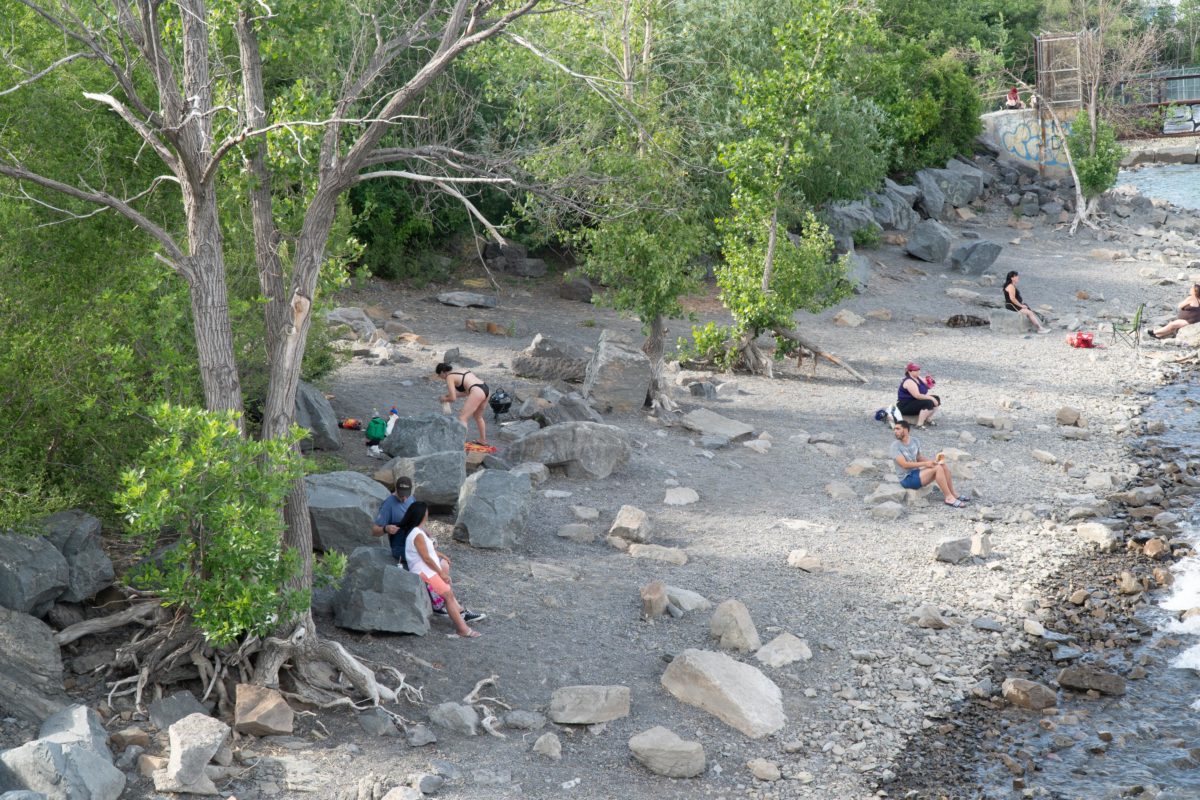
top-left (432, 606), bottom-right (449, 616)
top-left (462, 610), bottom-right (487, 623)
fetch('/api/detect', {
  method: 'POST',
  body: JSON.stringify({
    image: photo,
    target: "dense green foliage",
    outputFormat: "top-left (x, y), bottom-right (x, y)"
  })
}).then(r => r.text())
top-left (115, 405), bottom-right (310, 645)
top-left (1067, 113), bottom-right (1125, 200)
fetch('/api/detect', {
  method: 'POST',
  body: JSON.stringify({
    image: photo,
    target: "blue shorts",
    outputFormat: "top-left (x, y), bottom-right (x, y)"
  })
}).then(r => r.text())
top-left (900, 469), bottom-right (923, 490)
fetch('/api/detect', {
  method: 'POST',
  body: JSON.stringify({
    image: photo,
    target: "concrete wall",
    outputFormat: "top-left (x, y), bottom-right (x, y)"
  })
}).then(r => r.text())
top-left (980, 109), bottom-right (1075, 179)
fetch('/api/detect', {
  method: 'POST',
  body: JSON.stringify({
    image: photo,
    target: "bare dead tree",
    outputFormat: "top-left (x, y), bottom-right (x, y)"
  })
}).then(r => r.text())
top-left (0, 0), bottom-right (556, 707)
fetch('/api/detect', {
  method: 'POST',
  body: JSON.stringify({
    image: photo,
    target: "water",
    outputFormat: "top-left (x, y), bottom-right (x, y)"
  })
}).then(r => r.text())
top-left (1116, 163), bottom-right (1200, 210)
top-left (979, 380), bottom-right (1200, 799)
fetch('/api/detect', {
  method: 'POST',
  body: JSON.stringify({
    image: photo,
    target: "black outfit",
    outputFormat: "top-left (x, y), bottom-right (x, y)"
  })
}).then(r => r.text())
top-left (450, 372), bottom-right (489, 399)
top-left (1178, 304), bottom-right (1200, 325)
top-left (1004, 284), bottom-right (1023, 312)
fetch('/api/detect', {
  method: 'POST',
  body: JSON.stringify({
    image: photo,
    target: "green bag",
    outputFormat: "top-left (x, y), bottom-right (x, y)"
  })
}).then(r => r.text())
top-left (364, 416), bottom-right (387, 444)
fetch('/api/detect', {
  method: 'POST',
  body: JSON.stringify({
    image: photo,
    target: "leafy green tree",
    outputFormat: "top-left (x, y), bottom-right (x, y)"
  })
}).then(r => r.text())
top-left (115, 405), bottom-right (308, 645)
top-left (714, 0), bottom-right (869, 372)
top-left (1067, 112), bottom-right (1124, 202)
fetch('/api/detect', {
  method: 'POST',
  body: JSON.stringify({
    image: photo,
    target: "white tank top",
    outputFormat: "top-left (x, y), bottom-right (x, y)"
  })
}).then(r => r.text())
top-left (404, 527), bottom-right (438, 579)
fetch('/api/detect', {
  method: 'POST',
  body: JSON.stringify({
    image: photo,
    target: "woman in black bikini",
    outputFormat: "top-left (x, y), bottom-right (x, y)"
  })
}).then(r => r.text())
top-left (436, 362), bottom-right (491, 445)
top-left (1149, 283), bottom-right (1200, 339)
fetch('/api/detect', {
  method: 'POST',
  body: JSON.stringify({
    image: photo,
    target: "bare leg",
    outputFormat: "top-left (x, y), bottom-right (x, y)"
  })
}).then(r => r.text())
top-left (1154, 319), bottom-right (1188, 338)
top-left (441, 587), bottom-right (477, 637)
top-left (1021, 308), bottom-right (1044, 331)
top-left (460, 390), bottom-right (488, 443)
top-left (917, 404), bottom-right (937, 426)
top-left (920, 465), bottom-right (958, 503)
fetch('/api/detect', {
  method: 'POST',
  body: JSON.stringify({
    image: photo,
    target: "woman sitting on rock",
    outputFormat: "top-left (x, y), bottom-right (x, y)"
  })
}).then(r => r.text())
top-left (436, 362), bottom-right (490, 445)
top-left (897, 362), bottom-right (940, 428)
top-left (1149, 283), bottom-right (1200, 339)
top-left (1002, 271), bottom-right (1048, 333)
top-left (398, 501), bottom-right (484, 638)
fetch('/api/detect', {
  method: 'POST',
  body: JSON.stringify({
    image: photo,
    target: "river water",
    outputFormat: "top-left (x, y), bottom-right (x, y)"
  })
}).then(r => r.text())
top-left (1116, 164), bottom-right (1200, 210)
top-left (977, 381), bottom-right (1200, 799)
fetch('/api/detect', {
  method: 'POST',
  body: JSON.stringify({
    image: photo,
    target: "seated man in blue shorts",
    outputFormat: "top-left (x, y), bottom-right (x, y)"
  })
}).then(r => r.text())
top-left (890, 421), bottom-right (969, 508)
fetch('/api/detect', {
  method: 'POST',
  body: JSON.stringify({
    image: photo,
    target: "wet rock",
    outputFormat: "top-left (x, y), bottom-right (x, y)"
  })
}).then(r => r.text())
top-left (1001, 678), bottom-right (1057, 711)
top-left (1057, 666), bottom-right (1126, 696)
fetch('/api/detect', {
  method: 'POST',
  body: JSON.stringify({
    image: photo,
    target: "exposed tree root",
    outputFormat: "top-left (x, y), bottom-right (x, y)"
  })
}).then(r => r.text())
top-left (55, 600), bottom-right (162, 646)
top-left (773, 325), bottom-right (869, 383)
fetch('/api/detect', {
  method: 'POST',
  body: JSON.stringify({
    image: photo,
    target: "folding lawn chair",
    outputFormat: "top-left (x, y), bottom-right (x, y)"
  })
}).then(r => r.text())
top-left (1111, 302), bottom-right (1145, 349)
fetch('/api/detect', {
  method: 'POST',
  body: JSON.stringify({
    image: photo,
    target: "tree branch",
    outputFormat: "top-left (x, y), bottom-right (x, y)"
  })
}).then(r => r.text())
top-left (0, 159), bottom-right (184, 265)
top-left (0, 52), bottom-right (94, 97)
top-left (82, 92), bottom-right (180, 175)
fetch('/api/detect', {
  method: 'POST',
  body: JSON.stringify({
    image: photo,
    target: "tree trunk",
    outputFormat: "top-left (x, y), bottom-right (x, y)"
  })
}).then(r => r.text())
top-left (180, 183), bottom-right (243, 416)
top-left (642, 313), bottom-right (677, 413)
top-left (734, 330), bottom-right (774, 377)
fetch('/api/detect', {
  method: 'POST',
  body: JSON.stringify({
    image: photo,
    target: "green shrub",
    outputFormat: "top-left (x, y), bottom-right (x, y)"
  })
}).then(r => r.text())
top-left (852, 225), bottom-right (881, 249)
top-left (677, 322), bottom-right (738, 370)
top-left (1067, 113), bottom-right (1123, 200)
top-left (115, 404), bottom-right (309, 645)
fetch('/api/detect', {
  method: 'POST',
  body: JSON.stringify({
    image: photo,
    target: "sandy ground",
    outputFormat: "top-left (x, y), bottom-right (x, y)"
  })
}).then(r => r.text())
top-left (105, 193), bottom-right (1200, 800)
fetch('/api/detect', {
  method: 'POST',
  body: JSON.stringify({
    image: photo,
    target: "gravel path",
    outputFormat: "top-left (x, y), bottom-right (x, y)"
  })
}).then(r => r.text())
top-left (119, 193), bottom-right (1200, 800)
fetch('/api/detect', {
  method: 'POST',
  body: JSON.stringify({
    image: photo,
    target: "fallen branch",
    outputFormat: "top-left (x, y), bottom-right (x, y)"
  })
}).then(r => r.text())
top-left (55, 600), bottom-right (161, 646)
top-left (773, 326), bottom-right (869, 383)
top-left (463, 674), bottom-right (500, 705)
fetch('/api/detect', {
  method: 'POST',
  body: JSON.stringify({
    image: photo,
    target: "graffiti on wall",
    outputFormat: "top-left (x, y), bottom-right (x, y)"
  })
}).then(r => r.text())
top-left (996, 116), bottom-right (1072, 168)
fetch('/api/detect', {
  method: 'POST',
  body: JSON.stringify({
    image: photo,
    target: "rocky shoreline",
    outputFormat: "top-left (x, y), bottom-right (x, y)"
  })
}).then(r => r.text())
top-left (889, 367), bottom-right (1200, 799)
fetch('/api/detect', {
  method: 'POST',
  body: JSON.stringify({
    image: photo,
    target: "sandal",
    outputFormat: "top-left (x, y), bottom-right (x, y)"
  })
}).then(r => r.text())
top-left (944, 498), bottom-right (966, 508)
top-left (1147, 330), bottom-right (1161, 340)
top-left (453, 628), bottom-right (482, 639)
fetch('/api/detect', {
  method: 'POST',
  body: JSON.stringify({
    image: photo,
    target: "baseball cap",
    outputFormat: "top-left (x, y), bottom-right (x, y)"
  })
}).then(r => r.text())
top-left (905, 362), bottom-right (920, 373)
top-left (393, 476), bottom-right (413, 493)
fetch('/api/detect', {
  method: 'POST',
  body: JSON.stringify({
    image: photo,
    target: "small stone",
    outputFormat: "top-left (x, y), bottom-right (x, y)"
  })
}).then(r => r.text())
top-left (570, 505), bottom-right (599, 521)
top-left (1032, 449), bottom-right (1058, 465)
top-left (663, 487), bottom-right (699, 506)
top-left (628, 726), bottom-right (706, 778)
top-left (1002, 678), bottom-right (1057, 711)
top-left (532, 732), bottom-right (562, 760)
top-left (405, 724), bottom-right (437, 746)
top-left (556, 524), bottom-right (594, 543)
top-left (502, 710), bottom-right (545, 730)
top-left (787, 550), bottom-right (823, 572)
top-left (609, 505), bottom-right (652, 542)
top-left (747, 758), bottom-right (781, 781)
top-left (548, 685), bottom-right (631, 724)
top-left (1056, 407), bottom-right (1082, 426)
top-left (709, 599), bottom-right (761, 652)
top-left (1023, 619), bottom-right (1045, 637)
top-left (429, 702), bottom-right (479, 736)
top-left (755, 633), bottom-right (812, 668)
top-left (628, 544), bottom-right (687, 565)
top-left (665, 586), bottom-right (711, 612)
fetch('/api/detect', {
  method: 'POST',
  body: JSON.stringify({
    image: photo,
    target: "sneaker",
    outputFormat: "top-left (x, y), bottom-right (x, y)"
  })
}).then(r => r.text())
top-left (432, 606), bottom-right (449, 616)
top-left (462, 610), bottom-right (487, 624)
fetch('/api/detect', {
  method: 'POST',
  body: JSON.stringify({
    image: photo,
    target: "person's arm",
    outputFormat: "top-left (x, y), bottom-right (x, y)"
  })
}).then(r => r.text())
top-left (415, 535), bottom-right (450, 582)
top-left (1179, 297), bottom-right (1192, 310)
top-left (371, 509), bottom-right (392, 538)
top-left (1005, 285), bottom-right (1027, 310)
top-left (440, 374), bottom-right (458, 403)
top-left (894, 450), bottom-right (935, 471)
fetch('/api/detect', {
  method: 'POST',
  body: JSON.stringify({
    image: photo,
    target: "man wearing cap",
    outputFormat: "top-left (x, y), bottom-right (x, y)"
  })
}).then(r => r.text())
top-left (897, 362), bottom-right (940, 428)
top-left (372, 476), bottom-right (414, 561)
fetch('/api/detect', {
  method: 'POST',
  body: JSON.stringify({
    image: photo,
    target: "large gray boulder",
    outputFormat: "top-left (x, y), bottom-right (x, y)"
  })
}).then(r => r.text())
top-left (820, 200), bottom-right (882, 252)
top-left (436, 292), bottom-right (497, 309)
top-left (919, 167), bottom-right (981, 208)
top-left (867, 189), bottom-right (919, 232)
top-left (950, 241), bottom-right (1003, 275)
top-left (512, 334), bottom-right (589, 383)
top-left (453, 470), bottom-right (532, 549)
top-left (583, 331), bottom-right (652, 413)
top-left (945, 158), bottom-right (992, 189)
top-left (155, 713), bottom-right (230, 795)
top-left (913, 170), bottom-right (946, 219)
top-left (904, 220), bottom-right (953, 263)
top-left (0, 533), bottom-right (68, 616)
top-left (148, 692), bottom-right (209, 732)
top-left (844, 253), bottom-right (872, 294)
top-left (885, 178), bottom-right (920, 206)
top-left (990, 310), bottom-right (1034, 334)
top-left (0, 739), bottom-right (124, 800)
top-left (0, 606), bottom-right (67, 722)
top-left (381, 413), bottom-right (465, 458)
top-left (504, 422), bottom-right (631, 479)
top-left (294, 382), bottom-right (342, 452)
top-left (38, 706), bottom-right (110, 760)
top-left (376, 451), bottom-right (466, 506)
top-left (333, 547), bottom-right (431, 635)
top-left (535, 392), bottom-right (603, 427)
top-left (36, 512), bottom-right (113, 604)
top-left (304, 471), bottom-right (390, 553)
top-left (325, 307), bottom-right (378, 340)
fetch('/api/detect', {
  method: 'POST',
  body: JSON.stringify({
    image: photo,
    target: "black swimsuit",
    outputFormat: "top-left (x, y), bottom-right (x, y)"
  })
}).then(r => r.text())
top-left (451, 372), bottom-right (489, 399)
top-left (1004, 285), bottom-right (1023, 312)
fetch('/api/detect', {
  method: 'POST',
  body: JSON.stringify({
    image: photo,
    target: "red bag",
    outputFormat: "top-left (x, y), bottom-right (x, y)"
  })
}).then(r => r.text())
top-left (1066, 332), bottom-right (1094, 348)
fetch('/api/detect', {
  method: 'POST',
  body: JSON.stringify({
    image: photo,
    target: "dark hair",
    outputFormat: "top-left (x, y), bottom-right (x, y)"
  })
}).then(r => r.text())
top-left (435, 363), bottom-right (452, 375)
top-left (1192, 284), bottom-right (1200, 296)
top-left (1004, 271), bottom-right (1018, 287)
top-left (894, 420), bottom-right (911, 431)
top-left (396, 501), bottom-right (428, 540)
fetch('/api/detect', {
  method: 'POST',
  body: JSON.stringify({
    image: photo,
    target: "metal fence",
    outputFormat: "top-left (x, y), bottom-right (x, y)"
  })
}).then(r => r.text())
top-left (1036, 34), bottom-right (1082, 107)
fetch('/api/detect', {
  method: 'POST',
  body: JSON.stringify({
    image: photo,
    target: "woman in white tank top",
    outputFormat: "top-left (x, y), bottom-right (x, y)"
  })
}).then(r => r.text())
top-left (397, 502), bottom-right (482, 638)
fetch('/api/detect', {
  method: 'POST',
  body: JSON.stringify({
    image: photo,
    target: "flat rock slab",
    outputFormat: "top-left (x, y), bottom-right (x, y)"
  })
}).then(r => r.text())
top-left (661, 649), bottom-right (785, 739)
top-left (548, 685), bottom-right (631, 724)
top-left (663, 487), bottom-right (699, 506)
top-left (681, 409), bottom-right (754, 442)
top-left (628, 726), bottom-right (706, 778)
top-left (437, 292), bottom-right (497, 308)
top-left (1056, 665), bottom-right (1126, 696)
top-left (629, 544), bottom-right (687, 565)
